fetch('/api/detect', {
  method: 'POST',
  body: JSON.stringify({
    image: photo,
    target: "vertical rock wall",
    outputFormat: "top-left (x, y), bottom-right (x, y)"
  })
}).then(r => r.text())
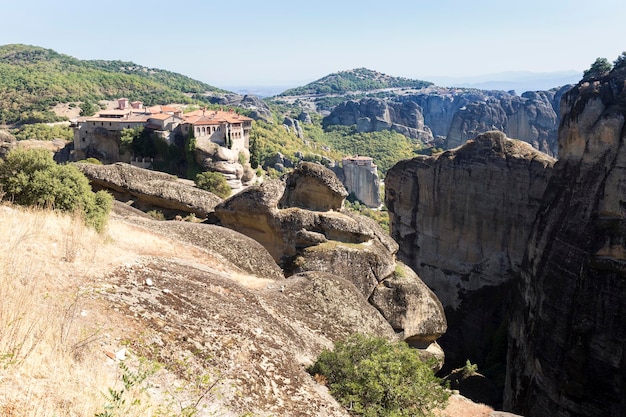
top-left (385, 131), bottom-right (554, 370)
top-left (341, 157), bottom-right (381, 207)
top-left (505, 69), bottom-right (626, 417)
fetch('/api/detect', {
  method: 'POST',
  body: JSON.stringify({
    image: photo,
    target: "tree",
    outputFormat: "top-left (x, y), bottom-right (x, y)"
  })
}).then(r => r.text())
top-left (120, 126), bottom-right (144, 156)
top-left (79, 100), bottom-right (98, 117)
top-left (582, 57), bottom-right (612, 81)
top-left (0, 148), bottom-right (113, 231)
top-left (308, 334), bottom-right (449, 417)
top-left (249, 131), bottom-right (261, 169)
top-left (613, 51), bottom-right (626, 70)
top-left (194, 171), bottom-right (231, 199)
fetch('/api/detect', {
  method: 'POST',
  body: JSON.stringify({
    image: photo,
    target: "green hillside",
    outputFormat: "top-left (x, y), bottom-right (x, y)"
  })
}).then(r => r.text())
top-left (279, 68), bottom-right (432, 96)
top-left (0, 44), bottom-right (225, 124)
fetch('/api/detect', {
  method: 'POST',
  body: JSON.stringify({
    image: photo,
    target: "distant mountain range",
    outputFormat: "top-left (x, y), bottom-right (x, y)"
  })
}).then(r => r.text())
top-left (0, 43), bottom-right (583, 125)
top-left (410, 70), bottom-right (581, 93)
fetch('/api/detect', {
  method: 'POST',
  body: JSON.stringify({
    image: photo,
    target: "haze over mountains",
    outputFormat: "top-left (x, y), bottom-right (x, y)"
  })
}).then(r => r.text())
top-left (225, 70), bottom-right (581, 98)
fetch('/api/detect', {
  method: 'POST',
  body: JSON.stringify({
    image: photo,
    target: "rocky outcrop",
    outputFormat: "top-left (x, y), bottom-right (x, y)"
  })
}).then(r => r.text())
top-left (215, 162), bottom-right (447, 353)
top-left (283, 117), bottom-right (304, 139)
top-left (324, 87), bottom-right (570, 157)
top-left (76, 162), bottom-right (222, 218)
top-left (341, 156), bottom-right (382, 207)
top-left (201, 93), bottom-right (272, 120)
top-left (280, 161), bottom-right (348, 211)
top-left (505, 68), bottom-right (626, 416)
top-left (445, 90), bottom-right (564, 155)
top-left (385, 131), bottom-right (555, 369)
top-left (194, 138), bottom-right (246, 192)
top-left (323, 98), bottom-right (434, 142)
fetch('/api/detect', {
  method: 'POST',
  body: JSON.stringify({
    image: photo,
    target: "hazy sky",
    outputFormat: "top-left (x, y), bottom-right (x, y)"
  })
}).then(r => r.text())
top-left (3, 0), bottom-right (626, 89)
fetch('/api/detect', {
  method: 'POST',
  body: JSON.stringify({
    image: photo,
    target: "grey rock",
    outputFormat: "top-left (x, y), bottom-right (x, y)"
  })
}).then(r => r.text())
top-left (279, 162), bottom-right (348, 212)
top-left (76, 162), bottom-right (222, 218)
top-left (505, 68), bottom-right (626, 417)
top-left (385, 131), bottom-right (555, 369)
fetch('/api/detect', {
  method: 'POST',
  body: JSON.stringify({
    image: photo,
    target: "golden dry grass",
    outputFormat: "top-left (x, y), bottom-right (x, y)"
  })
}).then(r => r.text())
top-left (0, 204), bottom-right (243, 416)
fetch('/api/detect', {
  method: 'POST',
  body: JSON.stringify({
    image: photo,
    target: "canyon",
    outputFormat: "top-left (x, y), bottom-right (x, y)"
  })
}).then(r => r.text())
top-left (385, 63), bottom-right (626, 415)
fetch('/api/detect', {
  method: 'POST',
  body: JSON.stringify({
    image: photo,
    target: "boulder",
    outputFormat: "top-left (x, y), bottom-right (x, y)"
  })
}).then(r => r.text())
top-left (293, 239), bottom-right (395, 297)
top-left (215, 162), bottom-right (447, 349)
top-left (260, 271), bottom-right (397, 345)
top-left (76, 162), bottom-right (222, 218)
top-left (127, 217), bottom-right (285, 281)
top-left (279, 162), bottom-right (348, 211)
top-left (369, 262), bottom-right (447, 346)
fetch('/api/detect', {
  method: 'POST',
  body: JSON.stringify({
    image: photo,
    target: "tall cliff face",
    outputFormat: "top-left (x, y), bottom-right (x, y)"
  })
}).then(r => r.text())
top-left (341, 157), bottom-right (381, 207)
top-left (322, 98), bottom-right (434, 142)
top-left (385, 131), bottom-right (555, 369)
top-left (505, 69), bottom-right (626, 416)
top-left (324, 87), bottom-right (569, 157)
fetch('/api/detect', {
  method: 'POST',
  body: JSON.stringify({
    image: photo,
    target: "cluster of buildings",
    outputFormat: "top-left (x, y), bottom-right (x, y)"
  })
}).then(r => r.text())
top-left (72, 98), bottom-right (253, 163)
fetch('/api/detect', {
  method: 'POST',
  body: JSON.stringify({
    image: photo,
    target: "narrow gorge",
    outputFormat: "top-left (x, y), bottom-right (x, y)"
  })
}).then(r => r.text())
top-left (385, 68), bottom-right (626, 416)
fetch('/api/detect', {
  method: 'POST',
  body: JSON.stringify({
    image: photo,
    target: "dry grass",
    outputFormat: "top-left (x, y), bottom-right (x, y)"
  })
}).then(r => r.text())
top-left (0, 202), bottom-right (274, 416)
top-left (435, 394), bottom-right (493, 417)
top-left (0, 204), bottom-right (209, 416)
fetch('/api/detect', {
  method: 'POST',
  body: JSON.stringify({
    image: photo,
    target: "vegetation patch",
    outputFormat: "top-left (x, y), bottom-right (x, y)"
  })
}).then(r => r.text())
top-left (0, 148), bottom-right (112, 231)
top-left (309, 334), bottom-right (449, 417)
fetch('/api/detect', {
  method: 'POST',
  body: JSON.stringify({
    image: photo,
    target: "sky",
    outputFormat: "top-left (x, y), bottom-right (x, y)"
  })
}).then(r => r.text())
top-left (3, 0), bottom-right (626, 91)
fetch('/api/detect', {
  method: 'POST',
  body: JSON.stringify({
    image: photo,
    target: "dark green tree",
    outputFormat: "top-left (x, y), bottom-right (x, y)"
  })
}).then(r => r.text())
top-left (613, 51), bottom-right (626, 70)
top-left (119, 126), bottom-right (144, 156)
top-left (249, 131), bottom-right (261, 169)
top-left (309, 334), bottom-right (449, 417)
top-left (583, 57), bottom-right (612, 81)
top-left (0, 148), bottom-right (113, 231)
top-left (194, 171), bottom-right (231, 199)
top-left (79, 100), bottom-right (98, 117)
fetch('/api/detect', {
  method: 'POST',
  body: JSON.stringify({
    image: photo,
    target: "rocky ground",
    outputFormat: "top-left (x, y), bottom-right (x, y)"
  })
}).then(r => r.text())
top-left (0, 202), bottom-right (498, 416)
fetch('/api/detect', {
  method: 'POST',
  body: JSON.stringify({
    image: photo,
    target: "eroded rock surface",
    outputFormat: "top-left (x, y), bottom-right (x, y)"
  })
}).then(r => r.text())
top-left (385, 131), bottom-right (555, 368)
top-left (505, 67), bottom-right (626, 417)
top-left (76, 162), bottom-right (222, 218)
top-left (324, 87), bottom-right (570, 156)
top-left (215, 162), bottom-right (447, 351)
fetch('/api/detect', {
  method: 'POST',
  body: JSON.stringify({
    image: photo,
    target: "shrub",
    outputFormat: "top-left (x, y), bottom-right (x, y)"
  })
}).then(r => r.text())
top-left (0, 149), bottom-right (113, 231)
top-left (194, 171), bottom-right (231, 199)
top-left (309, 334), bottom-right (449, 417)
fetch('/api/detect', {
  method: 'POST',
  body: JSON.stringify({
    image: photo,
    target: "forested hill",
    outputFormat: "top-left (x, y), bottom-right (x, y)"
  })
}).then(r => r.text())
top-left (0, 44), bottom-right (225, 124)
top-left (279, 68), bottom-right (433, 96)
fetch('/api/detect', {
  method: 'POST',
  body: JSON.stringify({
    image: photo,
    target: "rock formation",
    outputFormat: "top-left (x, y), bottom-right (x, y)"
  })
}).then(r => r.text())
top-left (283, 116), bottom-right (304, 139)
top-left (505, 67), bottom-right (626, 416)
top-left (214, 162), bottom-right (447, 360)
top-left (201, 92), bottom-right (273, 121)
top-left (385, 131), bottom-right (555, 370)
top-left (194, 138), bottom-right (250, 191)
top-left (444, 90), bottom-right (565, 155)
top-left (76, 162), bottom-right (222, 218)
top-left (324, 87), bottom-right (570, 157)
top-left (340, 155), bottom-right (382, 207)
top-left (322, 98), bottom-right (434, 143)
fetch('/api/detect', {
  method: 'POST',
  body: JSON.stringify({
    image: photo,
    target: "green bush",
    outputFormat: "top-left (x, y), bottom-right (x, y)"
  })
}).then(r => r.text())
top-left (0, 148), bottom-right (112, 231)
top-left (194, 171), bottom-right (231, 199)
top-left (309, 334), bottom-right (449, 417)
